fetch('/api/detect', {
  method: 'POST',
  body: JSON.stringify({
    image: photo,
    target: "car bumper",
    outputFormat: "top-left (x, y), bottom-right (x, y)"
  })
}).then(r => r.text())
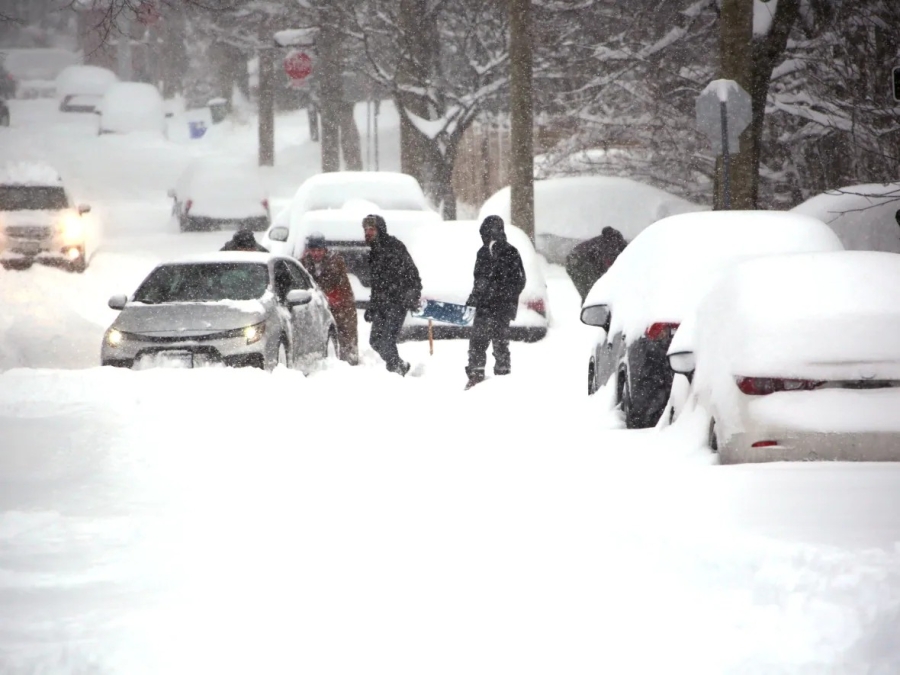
top-left (1, 232), bottom-right (84, 260)
top-left (101, 334), bottom-right (271, 369)
top-left (398, 323), bottom-right (547, 343)
top-left (720, 430), bottom-right (900, 463)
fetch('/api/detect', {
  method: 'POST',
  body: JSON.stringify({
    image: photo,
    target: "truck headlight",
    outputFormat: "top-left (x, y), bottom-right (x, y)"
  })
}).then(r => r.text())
top-left (60, 213), bottom-right (85, 243)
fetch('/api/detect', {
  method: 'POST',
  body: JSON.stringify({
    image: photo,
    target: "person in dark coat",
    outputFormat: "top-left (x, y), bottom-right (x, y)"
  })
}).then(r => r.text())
top-left (565, 226), bottom-right (627, 301)
top-left (464, 215), bottom-right (527, 389)
top-left (300, 232), bottom-right (359, 365)
top-left (220, 229), bottom-right (269, 253)
top-left (362, 214), bottom-right (422, 376)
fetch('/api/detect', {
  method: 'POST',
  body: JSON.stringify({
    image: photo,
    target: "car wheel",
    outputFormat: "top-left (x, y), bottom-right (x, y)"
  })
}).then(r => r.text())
top-left (619, 373), bottom-right (643, 430)
top-left (708, 418), bottom-right (719, 453)
top-left (587, 362), bottom-right (595, 396)
top-left (324, 330), bottom-right (340, 360)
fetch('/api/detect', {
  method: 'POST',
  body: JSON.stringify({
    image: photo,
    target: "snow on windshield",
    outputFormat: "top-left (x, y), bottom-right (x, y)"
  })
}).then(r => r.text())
top-left (132, 263), bottom-right (269, 304)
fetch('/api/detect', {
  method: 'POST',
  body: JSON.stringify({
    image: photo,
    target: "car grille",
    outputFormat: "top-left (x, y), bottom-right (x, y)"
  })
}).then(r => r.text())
top-left (6, 225), bottom-right (52, 240)
top-left (120, 330), bottom-right (228, 343)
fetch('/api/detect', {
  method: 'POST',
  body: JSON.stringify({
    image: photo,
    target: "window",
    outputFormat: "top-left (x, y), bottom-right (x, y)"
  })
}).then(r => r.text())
top-left (133, 263), bottom-right (269, 304)
top-left (0, 186), bottom-right (69, 211)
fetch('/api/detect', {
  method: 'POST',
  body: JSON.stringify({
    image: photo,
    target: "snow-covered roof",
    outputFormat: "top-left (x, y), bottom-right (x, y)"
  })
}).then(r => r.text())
top-left (163, 251), bottom-right (275, 266)
top-left (55, 65), bottom-right (118, 99)
top-left (584, 210), bottom-right (845, 341)
top-left (0, 162), bottom-right (64, 187)
top-left (478, 175), bottom-right (707, 242)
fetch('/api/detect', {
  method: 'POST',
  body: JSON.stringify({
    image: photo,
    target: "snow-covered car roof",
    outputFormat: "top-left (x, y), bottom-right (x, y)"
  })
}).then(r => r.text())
top-left (162, 251), bottom-right (277, 266)
top-left (791, 183), bottom-right (900, 254)
top-left (478, 176), bottom-right (707, 242)
top-left (0, 161), bottom-right (64, 187)
top-left (55, 65), bottom-right (118, 100)
top-left (675, 250), bottom-right (900, 383)
top-left (174, 159), bottom-right (269, 219)
top-left (583, 210), bottom-right (844, 341)
top-left (291, 171), bottom-right (431, 212)
top-left (290, 203), bottom-right (441, 248)
top-left (98, 82), bottom-right (166, 134)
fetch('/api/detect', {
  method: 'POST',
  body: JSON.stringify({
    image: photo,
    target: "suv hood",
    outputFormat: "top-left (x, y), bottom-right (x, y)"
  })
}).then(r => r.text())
top-left (112, 301), bottom-right (267, 336)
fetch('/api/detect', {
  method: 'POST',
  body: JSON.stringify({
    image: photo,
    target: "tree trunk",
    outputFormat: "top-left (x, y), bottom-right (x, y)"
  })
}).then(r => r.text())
top-left (257, 48), bottom-right (275, 166)
top-left (397, 0), bottom-right (437, 185)
top-left (509, 0), bottom-right (535, 241)
top-left (714, 0), bottom-right (754, 210)
top-left (338, 101), bottom-right (362, 170)
top-left (318, 24), bottom-right (341, 172)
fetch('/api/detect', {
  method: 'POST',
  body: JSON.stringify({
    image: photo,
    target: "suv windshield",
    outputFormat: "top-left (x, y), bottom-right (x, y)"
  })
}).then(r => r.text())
top-left (133, 263), bottom-right (269, 304)
top-left (0, 186), bottom-right (69, 211)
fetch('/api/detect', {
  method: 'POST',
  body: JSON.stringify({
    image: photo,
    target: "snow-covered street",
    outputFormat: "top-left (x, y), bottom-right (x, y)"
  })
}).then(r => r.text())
top-left (3, 99), bottom-right (900, 673)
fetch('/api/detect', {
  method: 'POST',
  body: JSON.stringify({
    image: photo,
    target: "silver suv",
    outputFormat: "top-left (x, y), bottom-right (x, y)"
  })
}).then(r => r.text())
top-left (0, 165), bottom-right (93, 272)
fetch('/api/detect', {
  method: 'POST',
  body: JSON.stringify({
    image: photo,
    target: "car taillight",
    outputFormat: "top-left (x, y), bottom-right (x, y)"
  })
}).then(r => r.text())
top-left (525, 298), bottom-right (546, 317)
top-left (751, 440), bottom-right (779, 448)
top-left (645, 322), bottom-right (679, 340)
top-left (185, 199), bottom-right (193, 213)
top-left (262, 199), bottom-right (269, 211)
top-left (735, 377), bottom-right (824, 396)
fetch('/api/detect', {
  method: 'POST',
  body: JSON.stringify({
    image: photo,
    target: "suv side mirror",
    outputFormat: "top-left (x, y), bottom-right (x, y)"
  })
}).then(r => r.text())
top-left (581, 304), bottom-right (611, 332)
top-left (108, 294), bottom-right (127, 310)
top-left (668, 351), bottom-right (696, 382)
top-left (268, 226), bottom-right (289, 242)
top-left (78, 204), bottom-right (91, 215)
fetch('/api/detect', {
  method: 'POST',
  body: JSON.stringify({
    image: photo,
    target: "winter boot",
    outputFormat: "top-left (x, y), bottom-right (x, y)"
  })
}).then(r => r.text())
top-left (494, 368), bottom-right (510, 376)
top-left (395, 360), bottom-right (411, 377)
top-left (465, 368), bottom-right (485, 390)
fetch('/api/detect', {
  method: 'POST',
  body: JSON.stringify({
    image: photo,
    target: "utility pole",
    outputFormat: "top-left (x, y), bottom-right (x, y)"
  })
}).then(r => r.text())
top-left (509, 0), bottom-right (534, 243)
top-left (117, 10), bottom-right (133, 80)
top-left (714, 0), bottom-right (754, 209)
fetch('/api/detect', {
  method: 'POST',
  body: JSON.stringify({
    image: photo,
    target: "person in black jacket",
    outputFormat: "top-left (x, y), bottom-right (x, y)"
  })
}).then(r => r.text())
top-left (362, 214), bottom-right (422, 376)
top-left (565, 226), bottom-right (627, 301)
top-left (465, 215), bottom-right (527, 389)
top-left (220, 229), bottom-right (269, 252)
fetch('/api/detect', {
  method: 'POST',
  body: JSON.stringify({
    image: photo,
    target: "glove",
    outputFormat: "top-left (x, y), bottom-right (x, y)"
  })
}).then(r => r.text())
top-left (465, 294), bottom-right (477, 308)
top-left (403, 289), bottom-right (421, 312)
top-left (363, 308), bottom-right (372, 322)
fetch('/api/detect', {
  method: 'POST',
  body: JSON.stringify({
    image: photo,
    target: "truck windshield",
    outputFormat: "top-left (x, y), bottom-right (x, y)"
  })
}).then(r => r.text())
top-left (0, 186), bottom-right (69, 211)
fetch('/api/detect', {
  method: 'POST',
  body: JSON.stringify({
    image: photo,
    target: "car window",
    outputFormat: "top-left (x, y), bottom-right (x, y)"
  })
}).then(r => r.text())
top-left (0, 186), bottom-right (69, 211)
top-left (133, 263), bottom-right (269, 303)
top-left (284, 259), bottom-right (313, 289)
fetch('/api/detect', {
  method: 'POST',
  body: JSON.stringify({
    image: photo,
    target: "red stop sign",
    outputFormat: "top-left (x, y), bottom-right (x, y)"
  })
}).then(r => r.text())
top-left (283, 51), bottom-right (313, 83)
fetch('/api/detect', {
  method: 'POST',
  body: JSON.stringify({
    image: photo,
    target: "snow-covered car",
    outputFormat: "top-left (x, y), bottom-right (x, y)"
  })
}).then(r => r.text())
top-left (102, 252), bottom-right (339, 371)
top-left (477, 176), bottom-right (707, 264)
top-left (400, 220), bottom-right (549, 343)
top-left (579, 211), bottom-right (844, 429)
top-left (666, 251), bottom-right (900, 463)
top-left (791, 183), bottom-right (900, 254)
top-left (97, 82), bottom-right (167, 136)
top-left (1, 48), bottom-right (78, 99)
top-left (263, 171), bottom-right (442, 302)
top-left (0, 162), bottom-right (95, 272)
top-left (55, 65), bottom-right (118, 113)
top-left (169, 160), bottom-right (271, 232)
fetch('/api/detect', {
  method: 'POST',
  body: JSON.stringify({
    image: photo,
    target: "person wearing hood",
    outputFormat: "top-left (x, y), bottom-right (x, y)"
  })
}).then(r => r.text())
top-left (362, 213), bottom-right (422, 376)
top-left (464, 215), bottom-right (527, 389)
top-left (565, 226), bottom-right (627, 301)
top-left (220, 228), bottom-right (269, 253)
top-left (300, 232), bottom-right (359, 365)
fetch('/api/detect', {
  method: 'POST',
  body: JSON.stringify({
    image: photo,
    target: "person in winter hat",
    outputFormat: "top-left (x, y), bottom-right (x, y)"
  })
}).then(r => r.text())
top-left (362, 213), bottom-right (422, 376)
top-left (300, 232), bottom-right (359, 365)
top-left (220, 228), bottom-right (269, 253)
top-left (565, 226), bottom-right (627, 301)
top-left (464, 215), bottom-right (526, 389)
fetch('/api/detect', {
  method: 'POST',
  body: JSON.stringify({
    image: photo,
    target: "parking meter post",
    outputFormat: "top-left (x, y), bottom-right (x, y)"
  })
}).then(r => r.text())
top-left (428, 319), bottom-right (434, 355)
top-left (720, 101), bottom-right (731, 210)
